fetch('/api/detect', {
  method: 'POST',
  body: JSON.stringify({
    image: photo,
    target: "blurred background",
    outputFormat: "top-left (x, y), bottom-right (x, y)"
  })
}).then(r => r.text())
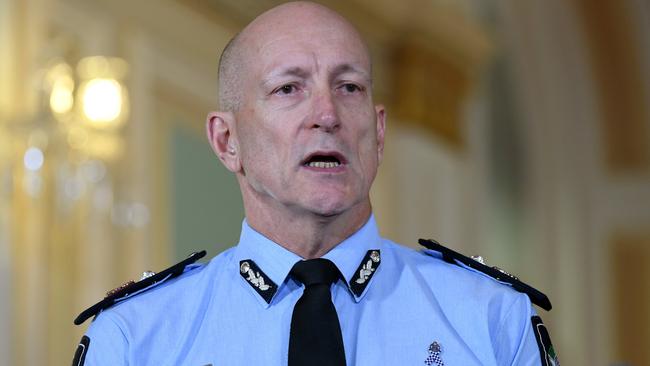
top-left (1, 0), bottom-right (649, 364)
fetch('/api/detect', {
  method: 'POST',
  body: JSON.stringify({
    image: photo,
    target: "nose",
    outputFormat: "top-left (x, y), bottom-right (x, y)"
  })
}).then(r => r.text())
top-left (311, 89), bottom-right (340, 133)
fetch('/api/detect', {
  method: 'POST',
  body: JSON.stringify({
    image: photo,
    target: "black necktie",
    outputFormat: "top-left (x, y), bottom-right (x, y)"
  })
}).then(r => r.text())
top-left (288, 258), bottom-right (346, 366)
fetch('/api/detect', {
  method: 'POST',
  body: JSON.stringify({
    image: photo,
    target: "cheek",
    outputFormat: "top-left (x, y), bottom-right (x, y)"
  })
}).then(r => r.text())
top-left (243, 133), bottom-right (275, 169)
top-left (349, 111), bottom-right (378, 152)
top-left (350, 113), bottom-right (380, 179)
top-left (239, 123), bottom-right (289, 178)
top-left (358, 143), bottom-right (379, 178)
top-left (238, 110), bottom-right (273, 155)
top-left (340, 99), bottom-right (376, 129)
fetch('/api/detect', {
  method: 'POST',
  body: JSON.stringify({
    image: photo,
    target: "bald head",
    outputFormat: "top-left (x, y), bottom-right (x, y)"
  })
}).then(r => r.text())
top-left (217, 1), bottom-right (371, 112)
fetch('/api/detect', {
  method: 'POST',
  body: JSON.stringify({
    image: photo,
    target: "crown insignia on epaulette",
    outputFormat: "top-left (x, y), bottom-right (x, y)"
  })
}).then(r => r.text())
top-left (104, 271), bottom-right (157, 297)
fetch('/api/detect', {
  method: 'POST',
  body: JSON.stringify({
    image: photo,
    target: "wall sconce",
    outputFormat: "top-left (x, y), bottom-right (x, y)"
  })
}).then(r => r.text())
top-left (45, 55), bottom-right (129, 161)
top-left (76, 56), bottom-right (129, 130)
top-left (48, 62), bottom-right (75, 116)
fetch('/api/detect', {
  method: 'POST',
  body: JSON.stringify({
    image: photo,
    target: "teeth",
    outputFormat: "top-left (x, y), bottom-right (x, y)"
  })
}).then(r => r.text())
top-left (308, 161), bottom-right (340, 168)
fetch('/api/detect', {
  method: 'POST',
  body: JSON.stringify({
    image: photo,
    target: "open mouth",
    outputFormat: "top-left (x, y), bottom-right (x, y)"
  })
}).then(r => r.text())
top-left (302, 152), bottom-right (346, 169)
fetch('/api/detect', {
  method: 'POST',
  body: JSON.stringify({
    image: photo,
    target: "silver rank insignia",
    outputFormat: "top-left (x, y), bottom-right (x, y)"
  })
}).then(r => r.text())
top-left (349, 250), bottom-right (381, 297)
top-left (470, 255), bottom-right (519, 281)
top-left (239, 259), bottom-right (278, 304)
top-left (424, 341), bottom-right (444, 366)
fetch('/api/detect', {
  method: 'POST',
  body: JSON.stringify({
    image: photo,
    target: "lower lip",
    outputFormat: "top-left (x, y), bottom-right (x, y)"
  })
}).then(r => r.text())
top-left (302, 164), bottom-right (347, 173)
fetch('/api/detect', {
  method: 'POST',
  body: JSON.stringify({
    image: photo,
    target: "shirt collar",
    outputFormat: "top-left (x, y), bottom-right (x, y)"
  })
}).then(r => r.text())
top-left (232, 215), bottom-right (384, 306)
top-left (322, 215), bottom-right (384, 302)
top-left (233, 219), bottom-right (302, 308)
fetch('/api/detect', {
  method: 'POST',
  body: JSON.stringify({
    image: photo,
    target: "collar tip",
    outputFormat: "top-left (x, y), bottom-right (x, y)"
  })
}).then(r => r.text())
top-left (349, 287), bottom-right (366, 302)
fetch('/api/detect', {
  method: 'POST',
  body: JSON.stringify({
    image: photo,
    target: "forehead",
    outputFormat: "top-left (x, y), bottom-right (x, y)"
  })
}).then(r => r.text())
top-left (240, 11), bottom-right (371, 79)
top-left (262, 34), bottom-right (368, 76)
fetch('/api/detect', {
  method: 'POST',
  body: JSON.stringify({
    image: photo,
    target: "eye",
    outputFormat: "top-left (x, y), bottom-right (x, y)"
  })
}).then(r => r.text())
top-left (274, 84), bottom-right (298, 95)
top-left (339, 83), bottom-right (363, 94)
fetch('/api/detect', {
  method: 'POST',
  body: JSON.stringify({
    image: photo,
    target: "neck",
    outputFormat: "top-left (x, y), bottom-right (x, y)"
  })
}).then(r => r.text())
top-left (243, 198), bottom-right (371, 259)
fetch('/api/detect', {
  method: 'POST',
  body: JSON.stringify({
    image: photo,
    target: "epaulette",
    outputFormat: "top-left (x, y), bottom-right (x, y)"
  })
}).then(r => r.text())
top-left (74, 250), bottom-right (206, 325)
top-left (419, 239), bottom-right (552, 311)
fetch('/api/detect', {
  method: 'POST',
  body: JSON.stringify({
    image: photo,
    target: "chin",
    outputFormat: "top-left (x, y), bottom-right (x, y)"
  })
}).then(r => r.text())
top-left (306, 202), bottom-right (348, 218)
top-left (299, 194), bottom-right (346, 216)
top-left (302, 193), bottom-right (368, 219)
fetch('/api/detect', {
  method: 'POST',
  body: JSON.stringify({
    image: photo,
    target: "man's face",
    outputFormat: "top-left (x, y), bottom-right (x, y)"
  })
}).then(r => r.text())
top-left (233, 16), bottom-right (385, 218)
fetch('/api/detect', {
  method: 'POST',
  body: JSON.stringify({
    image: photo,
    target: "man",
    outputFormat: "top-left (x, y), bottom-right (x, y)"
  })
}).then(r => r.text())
top-left (72, 2), bottom-right (558, 365)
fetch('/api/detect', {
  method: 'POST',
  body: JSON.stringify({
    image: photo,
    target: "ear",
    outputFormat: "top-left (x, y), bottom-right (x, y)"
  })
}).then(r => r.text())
top-left (375, 105), bottom-right (386, 165)
top-left (206, 111), bottom-right (241, 173)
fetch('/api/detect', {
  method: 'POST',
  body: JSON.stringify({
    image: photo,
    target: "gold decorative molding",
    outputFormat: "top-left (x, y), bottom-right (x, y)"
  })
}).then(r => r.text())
top-left (574, 0), bottom-right (650, 174)
top-left (610, 233), bottom-right (650, 365)
top-left (390, 36), bottom-right (484, 150)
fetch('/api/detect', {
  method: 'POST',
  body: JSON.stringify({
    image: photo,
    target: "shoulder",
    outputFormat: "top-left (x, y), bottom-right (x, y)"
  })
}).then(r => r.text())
top-left (382, 237), bottom-right (551, 312)
top-left (74, 248), bottom-right (237, 364)
top-left (75, 248), bottom-right (235, 326)
top-left (381, 238), bottom-right (555, 363)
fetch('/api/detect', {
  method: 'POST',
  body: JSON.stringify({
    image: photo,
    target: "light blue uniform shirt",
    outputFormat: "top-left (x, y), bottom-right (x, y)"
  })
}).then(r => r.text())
top-left (82, 216), bottom-right (545, 365)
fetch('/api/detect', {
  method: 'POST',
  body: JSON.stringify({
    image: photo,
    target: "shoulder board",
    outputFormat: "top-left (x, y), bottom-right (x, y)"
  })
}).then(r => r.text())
top-left (73, 250), bottom-right (206, 325)
top-left (419, 239), bottom-right (552, 311)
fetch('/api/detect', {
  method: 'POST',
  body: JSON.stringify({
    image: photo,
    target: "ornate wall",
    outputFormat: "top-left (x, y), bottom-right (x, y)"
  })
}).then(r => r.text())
top-left (1, 0), bottom-right (648, 365)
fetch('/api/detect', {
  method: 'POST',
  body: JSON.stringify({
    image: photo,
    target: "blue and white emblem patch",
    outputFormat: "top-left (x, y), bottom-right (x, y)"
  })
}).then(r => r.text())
top-left (424, 341), bottom-right (444, 366)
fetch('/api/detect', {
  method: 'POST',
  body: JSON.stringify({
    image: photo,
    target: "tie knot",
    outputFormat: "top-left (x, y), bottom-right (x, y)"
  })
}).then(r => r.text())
top-left (290, 258), bottom-right (341, 287)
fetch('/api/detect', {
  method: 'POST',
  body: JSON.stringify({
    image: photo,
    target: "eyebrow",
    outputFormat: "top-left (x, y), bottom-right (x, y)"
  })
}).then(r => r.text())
top-left (260, 63), bottom-right (371, 87)
top-left (329, 63), bottom-right (371, 83)
top-left (261, 67), bottom-right (310, 87)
